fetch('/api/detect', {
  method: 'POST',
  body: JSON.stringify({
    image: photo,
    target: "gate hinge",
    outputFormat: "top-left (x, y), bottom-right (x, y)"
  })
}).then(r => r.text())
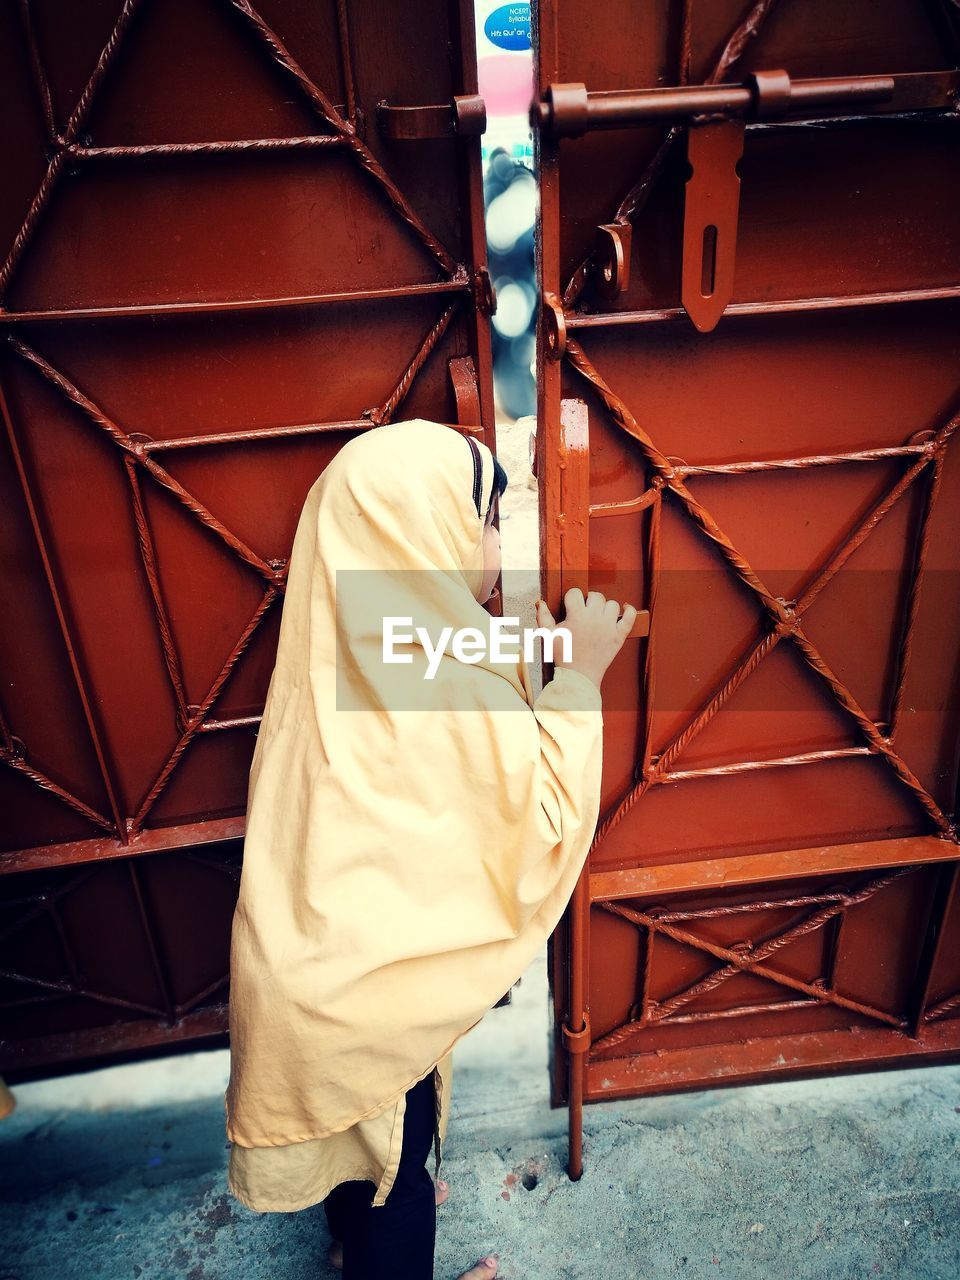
top-left (473, 267), bottom-right (497, 316)
top-left (376, 94), bottom-right (486, 140)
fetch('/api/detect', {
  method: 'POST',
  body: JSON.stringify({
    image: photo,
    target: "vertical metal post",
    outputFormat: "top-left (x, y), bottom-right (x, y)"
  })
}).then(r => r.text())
top-left (559, 398), bottom-right (592, 1178)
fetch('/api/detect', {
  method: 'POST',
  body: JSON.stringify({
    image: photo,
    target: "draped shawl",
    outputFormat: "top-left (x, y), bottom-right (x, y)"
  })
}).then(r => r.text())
top-left (224, 419), bottom-right (602, 1146)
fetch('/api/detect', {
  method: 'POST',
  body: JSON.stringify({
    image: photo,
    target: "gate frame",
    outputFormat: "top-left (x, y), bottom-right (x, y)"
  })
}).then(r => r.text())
top-left (531, 0), bottom-right (960, 1179)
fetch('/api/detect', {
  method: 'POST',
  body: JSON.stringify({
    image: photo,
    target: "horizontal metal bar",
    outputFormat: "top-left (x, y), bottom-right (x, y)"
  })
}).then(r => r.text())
top-left (0, 1001), bottom-right (229, 1075)
top-left (566, 284), bottom-right (960, 331)
top-left (678, 442), bottom-right (929, 476)
top-left (0, 814), bottom-right (245, 876)
top-left (748, 69), bottom-right (960, 129)
top-left (633, 997), bottom-right (817, 1027)
top-left (198, 713), bottom-right (262, 732)
top-left (537, 71), bottom-right (900, 138)
top-left (585, 446), bottom-right (926, 515)
top-left (146, 420), bottom-right (371, 451)
top-left (589, 489), bottom-right (660, 518)
top-left (538, 70), bottom-right (960, 140)
top-left (583, 1018), bottom-right (960, 1102)
top-left (653, 889), bottom-right (856, 921)
top-left (0, 278), bottom-right (470, 324)
top-left (66, 135), bottom-right (346, 159)
top-left (143, 417), bottom-right (483, 452)
top-left (376, 93), bottom-right (486, 139)
top-left (589, 834), bottom-right (958, 903)
top-left (0, 965), bottom-right (167, 1018)
top-left (657, 745), bottom-right (871, 783)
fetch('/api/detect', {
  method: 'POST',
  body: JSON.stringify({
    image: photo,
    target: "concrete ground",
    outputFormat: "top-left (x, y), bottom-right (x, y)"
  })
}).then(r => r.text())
top-left (2, 945), bottom-right (959, 1280)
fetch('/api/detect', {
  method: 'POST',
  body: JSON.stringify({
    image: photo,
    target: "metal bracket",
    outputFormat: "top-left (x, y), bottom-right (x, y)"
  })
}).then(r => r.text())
top-left (376, 93), bottom-right (486, 140)
top-left (448, 356), bottom-right (482, 427)
top-left (595, 222), bottom-right (632, 300)
top-left (562, 1013), bottom-right (591, 1054)
top-left (744, 69), bottom-right (793, 120)
top-left (559, 398), bottom-right (650, 639)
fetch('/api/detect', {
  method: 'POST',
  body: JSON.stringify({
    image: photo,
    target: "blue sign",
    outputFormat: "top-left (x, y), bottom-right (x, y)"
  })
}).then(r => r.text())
top-left (484, 4), bottom-right (531, 52)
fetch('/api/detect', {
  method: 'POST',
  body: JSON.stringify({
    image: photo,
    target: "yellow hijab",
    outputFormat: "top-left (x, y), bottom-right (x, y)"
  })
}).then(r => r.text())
top-left (224, 419), bottom-right (603, 1147)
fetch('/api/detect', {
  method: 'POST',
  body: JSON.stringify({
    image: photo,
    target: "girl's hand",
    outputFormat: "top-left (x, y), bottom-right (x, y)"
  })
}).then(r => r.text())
top-left (535, 589), bottom-right (637, 691)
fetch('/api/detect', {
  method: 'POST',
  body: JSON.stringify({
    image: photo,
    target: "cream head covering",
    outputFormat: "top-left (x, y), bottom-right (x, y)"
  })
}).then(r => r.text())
top-left (225, 419), bottom-right (602, 1146)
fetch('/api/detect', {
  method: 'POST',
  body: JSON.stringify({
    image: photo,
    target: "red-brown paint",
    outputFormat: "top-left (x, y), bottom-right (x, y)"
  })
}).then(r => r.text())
top-left (533, 0), bottom-right (960, 1179)
top-left (1, 0), bottom-right (497, 1074)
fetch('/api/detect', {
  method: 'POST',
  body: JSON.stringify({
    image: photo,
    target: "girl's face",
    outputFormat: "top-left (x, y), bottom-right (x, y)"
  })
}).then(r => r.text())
top-left (475, 492), bottom-right (502, 604)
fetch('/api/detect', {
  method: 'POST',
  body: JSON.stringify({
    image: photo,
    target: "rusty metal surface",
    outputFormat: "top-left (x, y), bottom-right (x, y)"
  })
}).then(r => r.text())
top-left (533, 0), bottom-right (960, 1176)
top-left (0, 0), bottom-right (495, 1074)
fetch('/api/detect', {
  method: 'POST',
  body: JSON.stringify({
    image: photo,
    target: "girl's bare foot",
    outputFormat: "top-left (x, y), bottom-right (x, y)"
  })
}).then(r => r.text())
top-left (326, 1180), bottom-right (451, 1270)
top-left (456, 1256), bottom-right (498, 1278)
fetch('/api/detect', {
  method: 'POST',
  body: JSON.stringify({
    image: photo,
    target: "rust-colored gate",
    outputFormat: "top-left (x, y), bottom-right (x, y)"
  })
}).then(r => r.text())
top-left (533, 0), bottom-right (960, 1176)
top-left (0, 0), bottom-right (496, 1075)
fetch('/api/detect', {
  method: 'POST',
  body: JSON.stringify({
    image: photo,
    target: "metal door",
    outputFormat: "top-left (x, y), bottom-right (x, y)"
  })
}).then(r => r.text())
top-left (533, 0), bottom-right (960, 1176)
top-left (0, 0), bottom-right (496, 1075)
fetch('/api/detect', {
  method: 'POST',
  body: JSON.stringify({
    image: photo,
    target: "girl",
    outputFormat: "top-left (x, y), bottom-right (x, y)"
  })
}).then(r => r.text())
top-left (224, 418), bottom-right (635, 1277)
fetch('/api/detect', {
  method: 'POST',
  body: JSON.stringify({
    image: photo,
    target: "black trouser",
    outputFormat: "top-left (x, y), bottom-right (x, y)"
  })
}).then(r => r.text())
top-left (323, 1070), bottom-right (438, 1279)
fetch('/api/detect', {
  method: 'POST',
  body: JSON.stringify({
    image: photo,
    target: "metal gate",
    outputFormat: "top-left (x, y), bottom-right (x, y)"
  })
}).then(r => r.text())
top-left (0, 0), bottom-right (496, 1075)
top-left (533, 0), bottom-right (960, 1176)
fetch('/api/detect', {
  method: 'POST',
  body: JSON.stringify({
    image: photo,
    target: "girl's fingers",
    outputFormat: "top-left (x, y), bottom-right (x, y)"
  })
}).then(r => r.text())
top-left (536, 599), bottom-right (556, 628)
top-left (616, 603), bottom-right (638, 635)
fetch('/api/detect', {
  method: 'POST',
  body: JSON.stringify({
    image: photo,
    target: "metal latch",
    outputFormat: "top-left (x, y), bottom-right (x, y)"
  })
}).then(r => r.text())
top-left (376, 93), bottom-right (486, 139)
top-left (534, 69), bottom-right (904, 333)
top-left (681, 118), bottom-right (745, 332)
top-left (534, 70), bottom-right (896, 138)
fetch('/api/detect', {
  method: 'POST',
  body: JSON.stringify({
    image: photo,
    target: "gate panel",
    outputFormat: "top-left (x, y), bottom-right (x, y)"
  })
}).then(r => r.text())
top-left (1, 0), bottom-right (495, 1073)
top-left (534, 0), bottom-right (960, 1174)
